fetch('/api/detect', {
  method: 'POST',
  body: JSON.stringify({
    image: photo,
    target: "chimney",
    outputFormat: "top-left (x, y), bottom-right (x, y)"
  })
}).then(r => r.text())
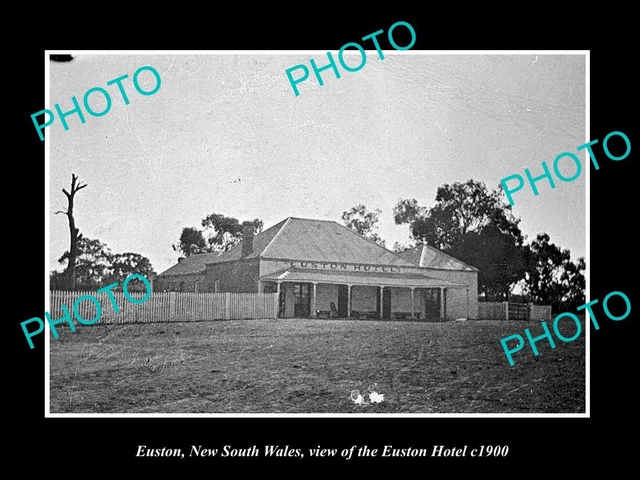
top-left (242, 225), bottom-right (255, 257)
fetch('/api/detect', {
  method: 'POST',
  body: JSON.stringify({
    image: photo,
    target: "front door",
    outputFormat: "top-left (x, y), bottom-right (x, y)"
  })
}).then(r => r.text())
top-left (278, 289), bottom-right (286, 318)
top-left (382, 288), bottom-right (392, 319)
top-left (337, 285), bottom-right (349, 317)
top-left (424, 288), bottom-right (441, 321)
top-left (293, 283), bottom-right (311, 317)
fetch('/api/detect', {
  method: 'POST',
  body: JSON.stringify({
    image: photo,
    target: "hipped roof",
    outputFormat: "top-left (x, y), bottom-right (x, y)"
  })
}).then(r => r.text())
top-left (157, 218), bottom-right (288, 277)
top-left (158, 217), bottom-right (469, 277)
top-left (398, 243), bottom-right (478, 272)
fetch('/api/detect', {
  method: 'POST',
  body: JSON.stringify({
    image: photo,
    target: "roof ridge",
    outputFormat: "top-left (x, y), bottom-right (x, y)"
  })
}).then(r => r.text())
top-left (419, 242), bottom-right (427, 266)
top-left (261, 217), bottom-right (292, 258)
top-left (199, 218), bottom-right (291, 263)
top-left (422, 243), bottom-right (478, 271)
top-left (331, 220), bottom-right (417, 267)
top-left (289, 216), bottom-right (337, 223)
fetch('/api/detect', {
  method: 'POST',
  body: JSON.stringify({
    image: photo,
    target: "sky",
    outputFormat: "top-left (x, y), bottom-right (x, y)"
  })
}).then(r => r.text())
top-left (47, 52), bottom-right (586, 277)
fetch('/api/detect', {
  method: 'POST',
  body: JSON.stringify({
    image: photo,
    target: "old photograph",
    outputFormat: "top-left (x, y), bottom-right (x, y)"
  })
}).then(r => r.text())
top-left (46, 52), bottom-right (587, 415)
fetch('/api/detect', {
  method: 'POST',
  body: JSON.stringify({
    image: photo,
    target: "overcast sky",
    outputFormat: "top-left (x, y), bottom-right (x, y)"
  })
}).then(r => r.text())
top-left (48, 52), bottom-right (586, 276)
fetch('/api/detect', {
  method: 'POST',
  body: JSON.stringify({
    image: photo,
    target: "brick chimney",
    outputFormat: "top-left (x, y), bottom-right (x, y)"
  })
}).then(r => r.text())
top-left (242, 225), bottom-right (255, 257)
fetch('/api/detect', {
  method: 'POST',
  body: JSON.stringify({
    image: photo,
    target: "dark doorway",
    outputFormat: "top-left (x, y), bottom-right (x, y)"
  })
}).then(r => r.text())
top-left (423, 288), bottom-right (441, 321)
top-left (293, 283), bottom-right (311, 317)
top-left (337, 285), bottom-right (349, 317)
top-left (382, 288), bottom-right (391, 319)
top-left (279, 290), bottom-right (286, 318)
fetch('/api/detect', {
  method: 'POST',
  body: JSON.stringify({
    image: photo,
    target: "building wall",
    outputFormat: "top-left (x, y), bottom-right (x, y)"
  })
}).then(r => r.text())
top-left (260, 259), bottom-right (477, 319)
top-left (282, 284), bottom-right (426, 317)
top-left (351, 285), bottom-right (378, 312)
top-left (203, 259), bottom-right (261, 293)
top-left (153, 273), bottom-right (205, 292)
top-left (316, 284), bottom-right (338, 312)
top-left (261, 259), bottom-right (301, 277)
top-left (423, 269), bottom-right (478, 319)
top-left (281, 283), bottom-right (296, 318)
top-left (261, 259), bottom-right (429, 277)
top-left (389, 287), bottom-right (426, 313)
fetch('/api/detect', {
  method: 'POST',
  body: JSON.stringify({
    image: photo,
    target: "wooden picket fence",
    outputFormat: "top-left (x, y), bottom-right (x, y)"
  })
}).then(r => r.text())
top-left (530, 304), bottom-right (553, 321)
top-left (478, 301), bottom-right (552, 321)
top-left (477, 302), bottom-right (507, 320)
top-left (48, 290), bottom-right (278, 324)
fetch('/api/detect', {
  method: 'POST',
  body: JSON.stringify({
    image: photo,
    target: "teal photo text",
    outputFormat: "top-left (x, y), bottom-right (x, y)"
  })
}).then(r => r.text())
top-left (21, 274), bottom-right (152, 349)
top-left (285, 21), bottom-right (416, 96)
top-left (500, 290), bottom-right (631, 366)
top-left (500, 131), bottom-right (631, 206)
top-left (31, 65), bottom-right (162, 141)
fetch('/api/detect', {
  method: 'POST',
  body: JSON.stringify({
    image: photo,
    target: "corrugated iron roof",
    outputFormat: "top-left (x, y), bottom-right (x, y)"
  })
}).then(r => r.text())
top-left (398, 243), bottom-right (478, 271)
top-left (157, 251), bottom-right (225, 276)
top-left (158, 217), bottom-right (471, 277)
top-left (157, 218), bottom-right (288, 276)
top-left (261, 218), bottom-right (416, 266)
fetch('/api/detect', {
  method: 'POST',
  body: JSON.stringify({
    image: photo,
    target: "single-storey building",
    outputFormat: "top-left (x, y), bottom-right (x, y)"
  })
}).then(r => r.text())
top-left (154, 217), bottom-right (479, 320)
top-left (396, 243), bottom-right (479, 320)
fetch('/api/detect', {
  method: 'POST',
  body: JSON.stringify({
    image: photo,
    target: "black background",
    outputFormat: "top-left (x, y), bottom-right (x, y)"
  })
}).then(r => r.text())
top-left (13, 10), bottom-right (636, 473)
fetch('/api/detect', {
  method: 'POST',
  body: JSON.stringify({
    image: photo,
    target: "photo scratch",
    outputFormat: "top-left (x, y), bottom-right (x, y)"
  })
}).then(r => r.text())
top-left (188, 57), bottom-right (207, 78)
top-left (126, 110), bottom-right (147, 150)
top-left (163, 55), bottom-right (176, 76)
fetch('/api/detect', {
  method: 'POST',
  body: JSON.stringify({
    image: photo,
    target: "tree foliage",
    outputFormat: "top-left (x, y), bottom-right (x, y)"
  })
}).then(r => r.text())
top-left (57, 237), bottom-right (113, 290)
top-left (52, 237), bottom-right (156, 291)
top-left (523, 233), bottom-right (586, 312)
top-left (454, 226), bottom-right (528, 300)
top-left (393, 179), bottom-right (585, 305)
top-left (394, 180), bottom-right (524, 250)
top-left (393, 198), bottom-right (424, 227)
top-left (342, 204), bottom-right (386, 247)
top-left (392, 241), bottom-right (414, 254)
top-left (173, 214), bottom-right (264, 258)
top-left (394, 180), bottom-right (526, 300)
top-left (172, 227), bottom-right (207, 257)
top-left (200, 214), bottom-right (263, 252)
top-left (108, 252), bottom-right (157, 289)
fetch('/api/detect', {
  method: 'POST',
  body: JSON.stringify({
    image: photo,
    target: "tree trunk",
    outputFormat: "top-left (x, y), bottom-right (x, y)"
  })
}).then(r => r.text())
top-left (55, 174), bottom-right (87, 290)
top-left (66, 202), bottom-right (79, 290)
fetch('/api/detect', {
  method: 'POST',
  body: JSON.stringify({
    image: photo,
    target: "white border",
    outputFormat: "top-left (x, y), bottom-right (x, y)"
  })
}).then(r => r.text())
top-left (584, 51), bottom-right (590, 418)
top-left (44, 49), bottom-right (590, 418)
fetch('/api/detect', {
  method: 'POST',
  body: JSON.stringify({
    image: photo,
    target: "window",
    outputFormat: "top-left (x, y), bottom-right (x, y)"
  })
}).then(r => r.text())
top-left (294, 283), bottom-right (310, 300)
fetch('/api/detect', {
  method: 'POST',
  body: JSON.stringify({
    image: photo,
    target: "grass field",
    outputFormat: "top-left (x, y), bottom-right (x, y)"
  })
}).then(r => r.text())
top-left (49, 318), bottom-right (586, 414)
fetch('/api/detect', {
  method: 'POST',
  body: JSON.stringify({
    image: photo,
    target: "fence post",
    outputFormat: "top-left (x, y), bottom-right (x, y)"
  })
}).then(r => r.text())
top-left (170, 292), bottom-right (176, 320)
top-left (225, 292), bottom-right (231, 320)
top-left (504, 301), bottom-right (509, 320)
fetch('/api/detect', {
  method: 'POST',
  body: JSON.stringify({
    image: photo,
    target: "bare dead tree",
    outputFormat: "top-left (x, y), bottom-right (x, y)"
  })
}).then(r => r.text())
top-left (55, 174), bottom-right (87, 290)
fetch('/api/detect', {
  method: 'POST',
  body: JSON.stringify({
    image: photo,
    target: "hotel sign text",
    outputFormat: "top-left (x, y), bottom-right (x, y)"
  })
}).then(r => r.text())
top-left (290, 261), bottom-right (402, 273)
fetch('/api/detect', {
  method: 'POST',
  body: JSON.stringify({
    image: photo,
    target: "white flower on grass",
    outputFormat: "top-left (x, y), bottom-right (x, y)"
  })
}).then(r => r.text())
top-left (350, 389), bottom-right (365, 405)
top-left (369, 391), bottom-right (384, 403)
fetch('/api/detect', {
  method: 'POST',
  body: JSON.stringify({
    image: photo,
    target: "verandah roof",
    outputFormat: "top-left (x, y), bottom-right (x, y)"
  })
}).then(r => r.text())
top-left (260, 268), bottom-right (468, 289)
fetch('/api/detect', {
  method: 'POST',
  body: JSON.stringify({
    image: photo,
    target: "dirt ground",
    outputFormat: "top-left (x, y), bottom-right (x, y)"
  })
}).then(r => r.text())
top-left (49, 318), bottom-right (585, 414)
